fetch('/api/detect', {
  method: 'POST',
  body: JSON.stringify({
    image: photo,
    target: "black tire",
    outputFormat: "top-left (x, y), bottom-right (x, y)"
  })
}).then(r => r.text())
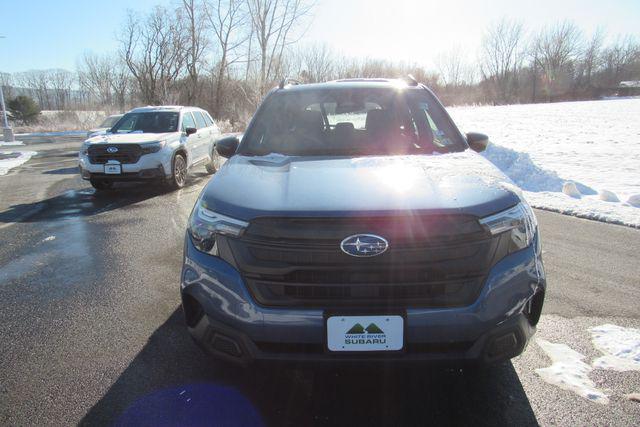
top-left (205, 149), bottom-right (218, 174)
top-left (167, 153), bottom-right (187, 189)
top-left (90, 178), bottom-right (114, 191)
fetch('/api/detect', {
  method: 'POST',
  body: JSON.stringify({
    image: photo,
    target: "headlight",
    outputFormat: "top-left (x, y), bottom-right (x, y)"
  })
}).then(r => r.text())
top-left (80, 142), bottom-right (90, 156)
top-left (140, 141), bottom-right (166, 154)
top-left (479, 202), bottom-right (537, 251)
top-left (188, 201), bottom-right (248, 255)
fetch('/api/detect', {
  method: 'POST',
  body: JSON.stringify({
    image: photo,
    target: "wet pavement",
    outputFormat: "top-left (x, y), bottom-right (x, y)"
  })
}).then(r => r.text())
top-left (0, 137), bottom-right (639, 426)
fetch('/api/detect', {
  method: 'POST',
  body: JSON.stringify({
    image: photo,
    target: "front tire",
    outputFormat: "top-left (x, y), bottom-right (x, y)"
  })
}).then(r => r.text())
top-left (205, 148), bottom-right (218, 174)
top-left (205, 161), bottom-right (217, 174)
top-left (90, 178), bottom-right (114, 191)
top-left (167, 153), bottom-right (187, 189)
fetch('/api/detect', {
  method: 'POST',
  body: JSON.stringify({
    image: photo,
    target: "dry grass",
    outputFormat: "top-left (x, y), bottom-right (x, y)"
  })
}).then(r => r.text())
top-left (13, 111), bottom-right (108, 133)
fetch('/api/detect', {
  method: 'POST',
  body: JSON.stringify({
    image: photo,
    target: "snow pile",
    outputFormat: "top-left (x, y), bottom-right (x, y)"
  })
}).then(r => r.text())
top-left (590, 324), bottom-right (640, 372)
top-left (0, 140), bottom-right (24, 146)
top-left (450, 98), bottom-right (640, 228)
top-left (536, 339), bottom-right (609, 404)
top-left (14, 130), bottom-right (86, 137)
top-left (0, 151), bottom-right (37, 176)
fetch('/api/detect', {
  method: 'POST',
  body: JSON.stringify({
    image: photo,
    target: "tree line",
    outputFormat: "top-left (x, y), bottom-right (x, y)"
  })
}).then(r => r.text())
top-left (1, 2), bottom-right (639, 130)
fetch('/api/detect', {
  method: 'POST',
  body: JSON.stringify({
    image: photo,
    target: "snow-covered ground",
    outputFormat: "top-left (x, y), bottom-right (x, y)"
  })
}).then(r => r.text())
top-left (0, 151), bottom-right (37, 176)
top-left (450, 99), bottom-right (640, 227)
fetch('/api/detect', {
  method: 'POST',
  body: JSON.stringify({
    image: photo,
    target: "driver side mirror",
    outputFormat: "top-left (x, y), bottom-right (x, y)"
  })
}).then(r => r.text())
top-left (185, 127), bottom-right (197, 136)
top-left (216, 134), bottom-right (241, 158)
top-left (466, 132), bottom-right (489, 153)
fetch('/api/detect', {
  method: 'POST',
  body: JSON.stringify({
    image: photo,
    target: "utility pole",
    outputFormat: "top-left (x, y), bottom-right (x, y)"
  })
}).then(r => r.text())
top-left (0, 35), bottom-right (15, 142)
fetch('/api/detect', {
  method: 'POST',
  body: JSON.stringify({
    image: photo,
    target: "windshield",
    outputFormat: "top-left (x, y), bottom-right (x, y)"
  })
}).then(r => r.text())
top-left (100, 115), bottom-right (122, 128)
top-left (110, 112), bottom-right (179, 134)
top-left (239, 87), bottom-right (466, 156)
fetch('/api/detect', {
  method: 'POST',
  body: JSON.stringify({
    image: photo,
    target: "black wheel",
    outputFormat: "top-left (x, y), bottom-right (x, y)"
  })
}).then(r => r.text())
top-left (205, 149), bottom-right (218, 174)
top-left (167, 153), bottom-right (187, 189)
top-left (90, 178), bottom-right (114, 191)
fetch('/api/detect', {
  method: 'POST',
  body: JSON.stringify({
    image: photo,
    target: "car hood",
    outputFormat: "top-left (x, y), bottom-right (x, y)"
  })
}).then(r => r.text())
top-left (85, 132), bottom-right (177, 144)
top-left (201, 151), bottom-right (522, 221)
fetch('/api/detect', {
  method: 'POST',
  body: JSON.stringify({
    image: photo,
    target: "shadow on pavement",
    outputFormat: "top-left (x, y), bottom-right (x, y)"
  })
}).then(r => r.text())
top-left (43, 166), bottom-right (79, 175)
top-left (0, 176), bottom-right (207, 224)
top-left (81, 308), bottom-right (538, 427)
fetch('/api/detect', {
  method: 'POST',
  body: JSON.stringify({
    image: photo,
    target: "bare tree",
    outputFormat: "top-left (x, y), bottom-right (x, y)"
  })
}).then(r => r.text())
top-left (16, 70), bottom-right (52, 109)
top-left (205, 0), bottom-right (248, 117)
top-left (600, 35), bottom-right (640, 86)
top-left (291, 42), bottom-right (335, 82)
top-left (120, 6), bottom-right (188, 104)
top-left (480, 18), bottom-right (525, 102)
top-left (78, 52), bottom-right (114, 106)
top-left (246, 0), bottom-right (315, 95)
top-left (435, 47), bottom-right (473, 87)
top-left (579, 28), bottom-right (605, 87)
top-left (49, 69), bottom-right (75, 110)
top-left (182, 0), bottom-right (209, 104)
top-left (533, 21), bottom-right (583, 100)
top-left (111, 59), bottom-right (132, 113)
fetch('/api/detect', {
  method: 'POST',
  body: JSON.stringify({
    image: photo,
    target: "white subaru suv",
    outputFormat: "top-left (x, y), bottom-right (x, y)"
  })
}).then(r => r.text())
top-left (79, 106), bottom-right (222, 190)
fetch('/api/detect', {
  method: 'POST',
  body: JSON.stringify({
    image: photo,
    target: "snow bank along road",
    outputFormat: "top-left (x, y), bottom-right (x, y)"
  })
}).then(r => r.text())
top-left (451, 98), bottom-right (640, 228)
top-left (0, 137), bottom-right (639, 426)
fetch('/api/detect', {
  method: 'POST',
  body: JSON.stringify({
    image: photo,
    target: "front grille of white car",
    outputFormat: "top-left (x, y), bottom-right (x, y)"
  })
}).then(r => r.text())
top-left (88, 145), bottom-right (143, 164)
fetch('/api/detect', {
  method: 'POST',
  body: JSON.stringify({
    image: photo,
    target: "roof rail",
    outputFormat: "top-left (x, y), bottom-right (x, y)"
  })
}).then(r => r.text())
top-left (278, 78), bottom-right (301, 89)
top-left (404, 74), bottom-right (419, 86)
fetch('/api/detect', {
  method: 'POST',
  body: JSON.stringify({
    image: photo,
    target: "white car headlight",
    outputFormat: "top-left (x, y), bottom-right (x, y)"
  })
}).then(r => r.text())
top-left (479, 202), bottom-right (537, 250)
top-left (140, 141), bottom-right (166, 154)
top-left (80, 142), bottom-right (90, 156)
top-left (188, 201), bottom-right (249, 255)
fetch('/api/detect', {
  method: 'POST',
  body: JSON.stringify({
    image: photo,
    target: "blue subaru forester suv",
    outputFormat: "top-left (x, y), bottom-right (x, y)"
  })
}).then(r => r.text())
top-left (181, 78), bottom-right (546, 365)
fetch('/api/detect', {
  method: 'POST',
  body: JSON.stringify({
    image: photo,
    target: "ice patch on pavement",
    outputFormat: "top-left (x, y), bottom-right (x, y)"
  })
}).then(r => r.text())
top-left (535, 339), bottom-right (609, 404)
top-left (41, 236), bottom-right (56, 243)
top-left (590, 324), bottom-right (640, 372)
top-left (0, 151), bottom-right (37, 176)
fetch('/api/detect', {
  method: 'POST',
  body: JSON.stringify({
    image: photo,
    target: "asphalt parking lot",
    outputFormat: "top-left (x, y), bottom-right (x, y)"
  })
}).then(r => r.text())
top-left (1, 137), bottom-right (639, 426)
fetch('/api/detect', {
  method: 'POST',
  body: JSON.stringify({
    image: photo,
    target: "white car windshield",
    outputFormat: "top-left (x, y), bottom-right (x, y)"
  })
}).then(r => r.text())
top-left (111, 112), bottom-right (179, 134)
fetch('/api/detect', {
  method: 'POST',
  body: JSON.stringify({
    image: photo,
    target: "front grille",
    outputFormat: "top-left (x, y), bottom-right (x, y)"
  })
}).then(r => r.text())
top-left (88, 144), bottom-right (142, 164)
top-left (225, 215), bottom-right (502, 308)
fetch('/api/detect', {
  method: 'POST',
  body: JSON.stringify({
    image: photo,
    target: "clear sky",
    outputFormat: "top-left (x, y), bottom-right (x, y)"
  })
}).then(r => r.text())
top-left (1, 0), bottom-right (639, 73)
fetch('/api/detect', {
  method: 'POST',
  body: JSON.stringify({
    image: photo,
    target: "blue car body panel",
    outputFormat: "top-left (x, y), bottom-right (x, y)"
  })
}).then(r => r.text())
top-left (200, 152), bottom-right (521, 221)
top-left (182, 232), bottom-right (545, 362)
top-left (180, 81), bottom-right (546, 364)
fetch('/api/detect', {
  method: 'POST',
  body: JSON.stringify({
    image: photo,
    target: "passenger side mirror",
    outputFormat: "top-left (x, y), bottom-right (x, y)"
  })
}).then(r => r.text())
top-left (466, 132), bottom-right (489, 153)
top-left (185, 127), bottom-right (197, 136)
top-left (216, 135), bottom-right (240, 158)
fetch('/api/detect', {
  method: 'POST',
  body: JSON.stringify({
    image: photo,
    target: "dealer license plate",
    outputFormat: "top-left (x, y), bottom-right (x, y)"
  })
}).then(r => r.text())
top-left (327, 315), bottom-right (404, 352)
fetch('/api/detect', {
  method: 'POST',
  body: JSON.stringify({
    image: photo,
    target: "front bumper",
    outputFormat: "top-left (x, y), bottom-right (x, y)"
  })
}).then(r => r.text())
top-left (78, 151), bottom-right (173, 181)
top-left (181, 234), bottom-right (546, 365)
top-left (79, 164), bottom-right (166, 181)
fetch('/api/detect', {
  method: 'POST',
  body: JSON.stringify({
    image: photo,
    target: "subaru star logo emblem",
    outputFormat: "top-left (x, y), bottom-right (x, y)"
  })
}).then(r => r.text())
top-left (106, 146), bottom-right (118, 153)
top-left (340, 234), bottom-right (389, 257)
